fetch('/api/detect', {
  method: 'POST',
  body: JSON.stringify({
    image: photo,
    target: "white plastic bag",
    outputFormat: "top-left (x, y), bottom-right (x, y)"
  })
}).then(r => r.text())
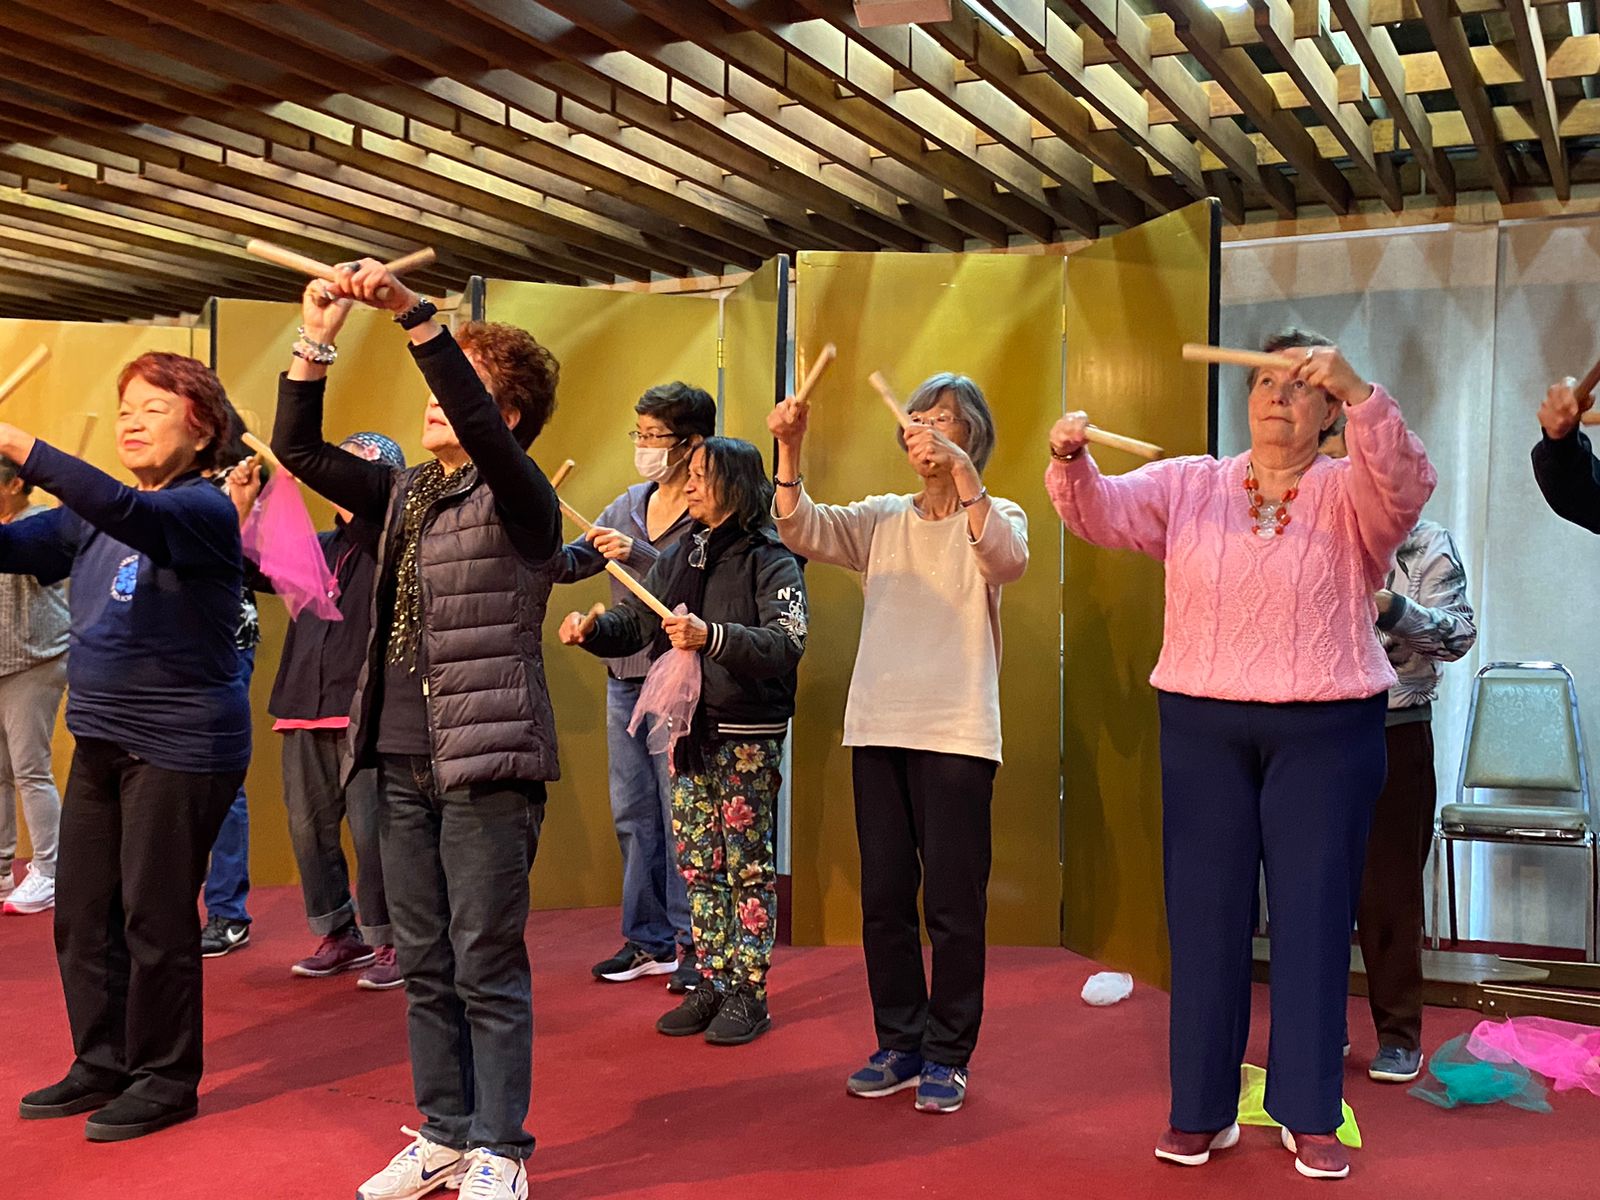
top-left (1080, 971), bottom-right (1133, 1007)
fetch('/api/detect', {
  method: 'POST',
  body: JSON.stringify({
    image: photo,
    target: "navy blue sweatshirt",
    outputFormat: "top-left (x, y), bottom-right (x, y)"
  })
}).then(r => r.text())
top-left (0, 441), bottom-right (251, 773)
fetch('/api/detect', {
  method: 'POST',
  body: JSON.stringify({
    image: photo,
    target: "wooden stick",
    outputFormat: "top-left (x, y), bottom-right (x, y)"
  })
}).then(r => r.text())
top-left (241, 432), bottom-right (284, 474)
top-left (1085, 425), bottom-right (1165, 460)
top-left (73, 414), bottom-right (98, 459)
top-left (0, 345), bottom-right (50, 405)
top-left (548, 459), bottom-right (576, 490)
top-left (576, 600), bottom-right (606, 640)
top-left (554, 486), bottom-right (676, 621)
top-left (868, 371), bottom-right (914, 430)
top-left (1581, 411), bottom-right (1600, 426)
top-left (382, 247), bottom-right (437, 277)
top-left (245, 240), bottom-right (437, 300)
top-left (246, 239), bottom-right (342, 284)
top-left (1181, 343), bottom-right (1301, 371)
top-left (1576, 356), bottom-right (1600, 403)
top-left (794, 343), bottom-right (836, 406)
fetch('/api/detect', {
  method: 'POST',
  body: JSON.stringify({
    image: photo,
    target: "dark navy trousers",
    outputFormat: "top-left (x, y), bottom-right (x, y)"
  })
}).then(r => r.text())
top-left (1157, 690), bottom-right (1387, 1135)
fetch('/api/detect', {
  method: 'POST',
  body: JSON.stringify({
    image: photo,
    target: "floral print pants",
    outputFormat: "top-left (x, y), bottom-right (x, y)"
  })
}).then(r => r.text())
top-left (671, 737), bottom-right (781, 998)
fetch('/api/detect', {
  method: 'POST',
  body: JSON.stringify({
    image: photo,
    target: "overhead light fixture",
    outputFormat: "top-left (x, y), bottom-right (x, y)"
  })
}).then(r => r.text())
top-left (853, 1), bottom-right (954, 28)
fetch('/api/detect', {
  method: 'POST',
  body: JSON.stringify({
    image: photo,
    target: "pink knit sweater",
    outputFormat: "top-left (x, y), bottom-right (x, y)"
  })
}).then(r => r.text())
top-left (1046, 387), bottom-right (1436, 703)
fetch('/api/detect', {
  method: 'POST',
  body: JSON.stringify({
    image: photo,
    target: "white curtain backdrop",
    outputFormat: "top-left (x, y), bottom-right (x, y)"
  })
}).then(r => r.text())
top-left (1219, 218), bottom-right (1597, 949)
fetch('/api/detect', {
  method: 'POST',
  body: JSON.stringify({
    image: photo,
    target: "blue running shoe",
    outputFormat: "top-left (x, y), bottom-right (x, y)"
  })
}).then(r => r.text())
top-left (846, 1049), bottom-right (924, 1098)
top-left (914, 1062), bottom-right (967, 1113)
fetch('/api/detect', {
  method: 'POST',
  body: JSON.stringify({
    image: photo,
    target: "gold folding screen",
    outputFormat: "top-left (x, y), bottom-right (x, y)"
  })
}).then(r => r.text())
top-left (0, 319), bottom-right (195, 865)
top-left (788, 251), bottom-right (1068, 946)
top-left (483, 279), bottom-right (722, 909)
top-left (1060, 202), bottom-right (1219, 986)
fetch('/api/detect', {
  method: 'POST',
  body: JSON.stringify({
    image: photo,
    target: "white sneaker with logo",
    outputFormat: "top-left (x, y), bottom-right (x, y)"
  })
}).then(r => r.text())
top-left (4, 871), bottom-right (54, 914)
top-left (356, 1127), bottom-right (466, 1200)
top-left (457, 1150), bottom-right (529, 1200)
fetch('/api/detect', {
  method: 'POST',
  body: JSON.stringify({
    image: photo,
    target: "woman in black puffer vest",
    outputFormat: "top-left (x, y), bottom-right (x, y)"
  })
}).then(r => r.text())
top-left (560, 437), bottom-right (807, 1048)
top-left (272, 261), bottom-right (561, 1200)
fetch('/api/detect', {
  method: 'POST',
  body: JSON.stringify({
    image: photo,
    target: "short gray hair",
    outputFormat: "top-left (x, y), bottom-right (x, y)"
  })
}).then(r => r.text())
top-left (901, 372), bottom-right (997, 472)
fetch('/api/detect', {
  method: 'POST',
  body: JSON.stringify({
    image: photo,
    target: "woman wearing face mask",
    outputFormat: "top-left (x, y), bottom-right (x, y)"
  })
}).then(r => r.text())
top-left (1, 353), bottom-right (250, 1142)
top-left (768, 372), bottom-right (1027, 1117)
top-left (558, 437), bottom-right (806, 1047)
top-left (555, 382), bottom-right (715, 994)
top-left (1047, 331), bottom-right (1434, 1181)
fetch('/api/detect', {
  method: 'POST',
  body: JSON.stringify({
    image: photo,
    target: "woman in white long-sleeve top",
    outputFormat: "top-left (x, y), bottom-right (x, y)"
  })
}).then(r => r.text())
top-left (768, 372), bottom-right (1027, 1115)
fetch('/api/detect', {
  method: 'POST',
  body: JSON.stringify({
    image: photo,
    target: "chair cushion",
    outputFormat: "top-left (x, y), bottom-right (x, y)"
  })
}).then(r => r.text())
top-left (1439, 803), bottom-right (1591, 839)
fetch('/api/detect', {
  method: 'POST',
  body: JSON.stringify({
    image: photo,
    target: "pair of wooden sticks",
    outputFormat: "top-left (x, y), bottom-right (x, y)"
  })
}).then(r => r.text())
top-left (548, 459), bottom-right (675, 622)
top-left (796, 344), bottom-right (1168, 461)
top-left (244, 239), bottom-right (436, 303)
top-left (1187, 342), bottom-right (1600, 426)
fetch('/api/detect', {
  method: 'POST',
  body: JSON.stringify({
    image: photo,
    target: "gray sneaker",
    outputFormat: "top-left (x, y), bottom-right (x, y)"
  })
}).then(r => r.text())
top-left (1368, 1045), bottom-right (1423, 1083)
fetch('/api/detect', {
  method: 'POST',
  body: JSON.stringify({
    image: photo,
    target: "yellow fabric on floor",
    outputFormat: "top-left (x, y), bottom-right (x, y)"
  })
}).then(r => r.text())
top-left (1238, 1063), bottom-right (1362, 1148)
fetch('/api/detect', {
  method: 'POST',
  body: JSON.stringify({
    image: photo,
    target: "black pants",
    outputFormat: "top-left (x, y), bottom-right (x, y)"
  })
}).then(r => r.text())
top-left (54, 738), bottom-right (244, 1108)
top-left (1357, 719), bottom-right (1436, 1052)
top-left (378, 755), bottom-right (545, 1161)
top-left (1158, 691), bottom-right (1386, 1136)
top-left (852, 746), bottom-right (995, 1068)
top-left (282, 729), bottom-right (389, 943)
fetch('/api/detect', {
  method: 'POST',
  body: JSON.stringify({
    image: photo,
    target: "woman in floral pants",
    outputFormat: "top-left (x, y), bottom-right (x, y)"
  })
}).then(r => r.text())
top-left (674, 737), bottom-right (783, 999)
top-left (561, 437), bottom-right (805, 1046)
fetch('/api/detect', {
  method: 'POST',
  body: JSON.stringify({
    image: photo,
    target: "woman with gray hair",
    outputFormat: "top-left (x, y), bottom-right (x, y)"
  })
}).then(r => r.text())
top-left (768, 371), bottom-right (1027, 1115)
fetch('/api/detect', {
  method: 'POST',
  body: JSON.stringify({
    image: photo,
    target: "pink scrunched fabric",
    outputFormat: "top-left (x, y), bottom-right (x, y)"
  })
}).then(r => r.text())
top-left (1468, 1016), bottom-right (1600, 1095)
top-left (628, 604), bottom-right (702, 774)
top-left (242, 471), bottom-right (342, 622)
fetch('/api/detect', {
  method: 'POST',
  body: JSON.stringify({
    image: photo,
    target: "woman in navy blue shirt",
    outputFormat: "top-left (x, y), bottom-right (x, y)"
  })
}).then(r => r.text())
top-left (0, 352), bottom-right (250, 1143)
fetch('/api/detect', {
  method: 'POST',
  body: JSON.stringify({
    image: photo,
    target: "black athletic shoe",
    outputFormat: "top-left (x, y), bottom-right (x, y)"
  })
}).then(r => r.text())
top-left (200, 915), bottom-right (250, 958)
top-left (592, 942), bottom-right (676, 983)
top-left (19, 1076), bottom-right (120, 1120)
top-left (667, 949), bottom-right (700, 994)
top-left (656, 985), bottom-right (723, 1037)
top-left (703, 986), bottom-right (771, 1046)
top-left (85, 1093), bottom-right (197, 1142)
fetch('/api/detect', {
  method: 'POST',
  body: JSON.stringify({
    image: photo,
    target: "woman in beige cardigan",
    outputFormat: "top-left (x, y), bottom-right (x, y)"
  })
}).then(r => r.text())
top-left (768, 372), bottom-right (1027, 1116)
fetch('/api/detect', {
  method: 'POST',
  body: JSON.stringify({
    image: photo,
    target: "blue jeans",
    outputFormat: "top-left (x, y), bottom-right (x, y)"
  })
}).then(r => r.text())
top-left (607, 677), bottom-right (690, 958)
top-left (203, 646), bottom-right (253, 925)
top-left (378, 754), bottom-right (544, 1160)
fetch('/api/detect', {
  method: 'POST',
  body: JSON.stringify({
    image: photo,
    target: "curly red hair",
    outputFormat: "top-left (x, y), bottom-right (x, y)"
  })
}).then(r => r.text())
top-left (456, 322), bottom-right (559, 449)
top-left (116, 352), bottom-right (232, 470)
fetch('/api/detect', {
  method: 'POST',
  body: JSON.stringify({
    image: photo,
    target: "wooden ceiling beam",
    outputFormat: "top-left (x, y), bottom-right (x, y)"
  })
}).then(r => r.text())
top-left (1502, 0), bottom-right (1571, 197)
top-left (1418, 0), bottom-right (1514, 204)
top-left (1160, 0), bottom-right (1353, 214)
top-left (1327, 0), bottom-right (1455, 203)
top-left (1250, 0), bottom-right (1402, 210)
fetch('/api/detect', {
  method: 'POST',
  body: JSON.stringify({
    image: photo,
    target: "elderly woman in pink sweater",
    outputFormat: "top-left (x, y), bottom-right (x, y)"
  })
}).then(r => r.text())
top-left (1048, 331), bottom-right (1434, 1182)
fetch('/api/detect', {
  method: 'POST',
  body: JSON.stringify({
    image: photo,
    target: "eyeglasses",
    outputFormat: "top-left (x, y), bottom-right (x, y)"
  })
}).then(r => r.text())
top-left (628, 430), bottom-right (683, 446)
top-left (908, 412), bottom-right (965, 430)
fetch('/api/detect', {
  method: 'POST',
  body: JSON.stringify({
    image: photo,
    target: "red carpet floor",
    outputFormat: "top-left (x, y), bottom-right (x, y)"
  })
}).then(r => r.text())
top-left (1, 885), bottom-right (1595, 1199)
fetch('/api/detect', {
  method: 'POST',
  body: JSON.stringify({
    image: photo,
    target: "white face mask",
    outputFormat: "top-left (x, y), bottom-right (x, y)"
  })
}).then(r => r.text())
top-left (634, 444), bottom-right (680, 482)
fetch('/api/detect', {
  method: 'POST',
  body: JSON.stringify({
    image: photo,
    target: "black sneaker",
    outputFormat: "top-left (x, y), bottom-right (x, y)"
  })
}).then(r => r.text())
top-left (85, 1093), bottom-right (197, 1142)
top-left (19, 1076), bottom-right (120, 1120)
top-left (200, 915), bottom-right (250, 958)
top-left (592, 942), bottom-right (676, 983)
top-left (704, 986), bottom-right (771, 1046)
top-left (667, 947), bottom-right (700, 994)
top-left (656, 985), bottom-right (723, 1037)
